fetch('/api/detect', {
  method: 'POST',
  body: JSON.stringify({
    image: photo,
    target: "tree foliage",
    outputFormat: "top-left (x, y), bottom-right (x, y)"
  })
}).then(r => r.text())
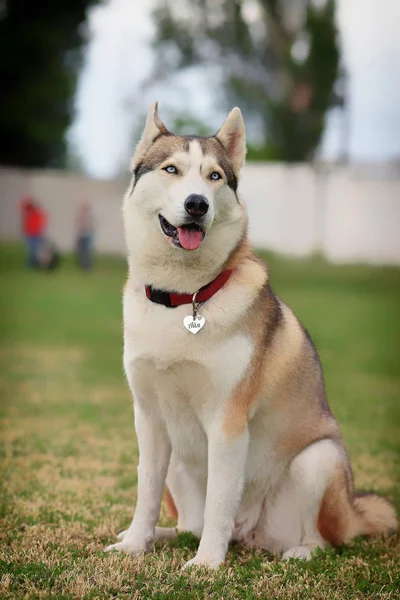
top-left (0, 0), bottom-right (96, 168)
top-left (153, 0), bottom-right (341, 161)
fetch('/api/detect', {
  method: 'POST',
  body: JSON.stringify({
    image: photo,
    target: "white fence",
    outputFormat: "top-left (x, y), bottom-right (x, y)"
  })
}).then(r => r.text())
top-left (1, 163), bottom-right (400, 265)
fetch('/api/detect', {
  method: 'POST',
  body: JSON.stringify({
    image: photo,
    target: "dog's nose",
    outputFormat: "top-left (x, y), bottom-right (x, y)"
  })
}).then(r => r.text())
top-left (184, 194), bottom-right (209, 218)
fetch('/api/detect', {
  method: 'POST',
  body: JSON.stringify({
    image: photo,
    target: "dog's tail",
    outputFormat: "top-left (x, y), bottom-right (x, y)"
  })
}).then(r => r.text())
top-left (348, 492), bottom-right (398, 539)
top-left (318, 468), bottom-right (398, 545)
top-left (164, 486), bottom-right (178, 521)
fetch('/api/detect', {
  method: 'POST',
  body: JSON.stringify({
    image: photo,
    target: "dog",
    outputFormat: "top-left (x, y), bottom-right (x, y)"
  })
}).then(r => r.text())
top-left (106, 102), bottom-right (397, 568)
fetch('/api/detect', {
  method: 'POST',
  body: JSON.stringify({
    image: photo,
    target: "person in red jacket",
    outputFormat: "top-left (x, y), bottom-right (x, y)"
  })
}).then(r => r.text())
top-left (20, 196), bottom-right (47, 268)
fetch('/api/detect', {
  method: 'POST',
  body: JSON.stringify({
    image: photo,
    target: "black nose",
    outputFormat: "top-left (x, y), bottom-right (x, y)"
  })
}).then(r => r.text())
top-left (184, 194), bottom-right (209, 218)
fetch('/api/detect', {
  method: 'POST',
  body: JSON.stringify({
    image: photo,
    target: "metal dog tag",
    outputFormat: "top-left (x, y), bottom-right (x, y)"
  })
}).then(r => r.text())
top-left (184, 290), bottom-right (205, 334)
top-left (183, 314), bottom-right (205, 334)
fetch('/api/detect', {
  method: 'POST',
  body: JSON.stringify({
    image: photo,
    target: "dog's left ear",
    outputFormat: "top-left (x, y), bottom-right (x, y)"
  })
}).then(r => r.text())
top-left (216, 107), bottom-right (246, 173)
top-left (131, 101), bottom-right (169, 169)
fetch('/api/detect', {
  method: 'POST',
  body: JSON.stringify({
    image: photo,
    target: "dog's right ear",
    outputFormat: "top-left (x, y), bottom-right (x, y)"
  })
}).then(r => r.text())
top-left (131, 101), bottom-right (169, 170)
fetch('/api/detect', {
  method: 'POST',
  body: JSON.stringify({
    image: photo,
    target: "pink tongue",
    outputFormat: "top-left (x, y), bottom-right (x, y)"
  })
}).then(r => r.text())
top-left (177, 227), bottom-right (203, 250)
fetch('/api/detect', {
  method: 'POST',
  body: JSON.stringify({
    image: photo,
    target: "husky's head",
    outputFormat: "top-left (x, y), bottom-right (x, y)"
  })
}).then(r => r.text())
top-left (124, 102), bottom-right (247, 291)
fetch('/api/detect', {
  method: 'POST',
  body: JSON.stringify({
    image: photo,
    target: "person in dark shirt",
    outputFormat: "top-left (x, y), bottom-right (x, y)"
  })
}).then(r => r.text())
top-left (75, 201), bottom-right (94, 270)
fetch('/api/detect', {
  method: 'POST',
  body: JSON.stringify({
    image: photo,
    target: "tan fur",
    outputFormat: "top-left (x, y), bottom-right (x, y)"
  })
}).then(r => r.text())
top-left (222, 255), bottom-right (339, 453)
top-left (134, 133), bottom-right (240, 193)
top-left (317, 464), bottom-right (354, 545)
top-left (136, 136), bottom-right (188, 171)
top-left (222, 258), bottom-right (274, 438)
top-left (318, 466), bottom-right (398, 545)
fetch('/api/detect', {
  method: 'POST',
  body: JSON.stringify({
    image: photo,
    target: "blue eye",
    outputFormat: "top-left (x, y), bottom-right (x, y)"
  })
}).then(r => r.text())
top-left (164, 165), bottom-right (177, 174)
top-left (210, 171), bottom-right (221, 180)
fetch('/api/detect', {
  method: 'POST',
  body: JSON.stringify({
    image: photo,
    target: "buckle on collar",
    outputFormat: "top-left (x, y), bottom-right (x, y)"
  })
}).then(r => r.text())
top-left (145, 285), bottom-right (175, 308)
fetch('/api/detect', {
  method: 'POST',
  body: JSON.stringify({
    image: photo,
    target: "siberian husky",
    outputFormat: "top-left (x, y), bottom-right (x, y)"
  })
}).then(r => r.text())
top-left (106, 102), bottom-right (397, 568)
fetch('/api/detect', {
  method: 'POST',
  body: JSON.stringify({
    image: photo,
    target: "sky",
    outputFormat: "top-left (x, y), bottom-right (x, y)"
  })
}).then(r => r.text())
top-left (69, 0), bottom-right (400, 179)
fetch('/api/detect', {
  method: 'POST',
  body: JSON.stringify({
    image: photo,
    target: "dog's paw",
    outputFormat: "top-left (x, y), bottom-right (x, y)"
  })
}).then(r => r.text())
top-left (282, 545), bottom-right (313, 561)
top-left (105, 533), bottom-right (153, 556)
top-left (116, 529), bottom-right (128, 541)
top-left (182, 554), bottom-right (223, 570)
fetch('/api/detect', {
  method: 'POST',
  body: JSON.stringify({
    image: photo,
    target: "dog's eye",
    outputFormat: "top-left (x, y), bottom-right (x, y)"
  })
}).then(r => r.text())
top-left (164, 165), bottom-right (178, 174)
top-left (210, 171), bottom-right (222, 181)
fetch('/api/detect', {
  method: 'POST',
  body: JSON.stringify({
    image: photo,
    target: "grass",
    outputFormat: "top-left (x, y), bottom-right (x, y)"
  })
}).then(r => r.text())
top-left (0, 243), bottom-right (399, 599)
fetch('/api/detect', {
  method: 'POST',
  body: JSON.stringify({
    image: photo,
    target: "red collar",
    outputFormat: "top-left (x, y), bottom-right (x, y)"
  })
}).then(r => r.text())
top-left (145, 269), bottom-right (232, 308)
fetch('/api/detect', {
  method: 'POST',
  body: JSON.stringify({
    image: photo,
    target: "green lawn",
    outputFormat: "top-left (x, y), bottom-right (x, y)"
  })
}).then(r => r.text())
top-left (0, 244), bottom-right (399, 599)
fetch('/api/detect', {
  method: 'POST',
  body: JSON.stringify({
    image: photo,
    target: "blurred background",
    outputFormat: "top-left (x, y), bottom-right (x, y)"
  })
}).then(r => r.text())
top-left (0, 3), bottom-right (399, 596)
top-left (0, 0), bottom-right (400, 262)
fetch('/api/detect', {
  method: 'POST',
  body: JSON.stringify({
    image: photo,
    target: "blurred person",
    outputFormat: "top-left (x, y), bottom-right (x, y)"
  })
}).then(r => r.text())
top-left (20, 196), bottom-right (47, 268)
top-left (75, 201), bottom-right (94, 270)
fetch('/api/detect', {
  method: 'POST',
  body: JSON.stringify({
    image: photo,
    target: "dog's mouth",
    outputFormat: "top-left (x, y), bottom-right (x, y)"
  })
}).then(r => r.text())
top-left (158, 214), bottom-right (205, 251)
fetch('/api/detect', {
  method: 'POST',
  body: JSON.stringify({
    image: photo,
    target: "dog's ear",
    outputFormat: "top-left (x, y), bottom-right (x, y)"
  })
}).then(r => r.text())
top-left (216, 107), bottom-right (246, 173)
top-left (131, 101), bottom-right (169, 169)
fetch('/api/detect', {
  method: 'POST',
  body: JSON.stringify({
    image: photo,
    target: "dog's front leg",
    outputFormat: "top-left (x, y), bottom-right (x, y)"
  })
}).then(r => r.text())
top-left (106, 402), bottom-right (171, 555)
top-left (183, 422), bottom-right (249, 569)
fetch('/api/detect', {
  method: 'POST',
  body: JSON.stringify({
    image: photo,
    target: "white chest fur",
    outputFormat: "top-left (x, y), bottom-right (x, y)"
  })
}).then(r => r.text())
top-left (123, 284), bottom-right (253, 463)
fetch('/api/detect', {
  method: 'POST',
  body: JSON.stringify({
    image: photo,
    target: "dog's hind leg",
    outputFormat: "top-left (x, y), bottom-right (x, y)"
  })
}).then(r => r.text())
top-left (251, 439), bottom-right (342, 559)
top-left (281, 439), bottom-right (342, 559)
